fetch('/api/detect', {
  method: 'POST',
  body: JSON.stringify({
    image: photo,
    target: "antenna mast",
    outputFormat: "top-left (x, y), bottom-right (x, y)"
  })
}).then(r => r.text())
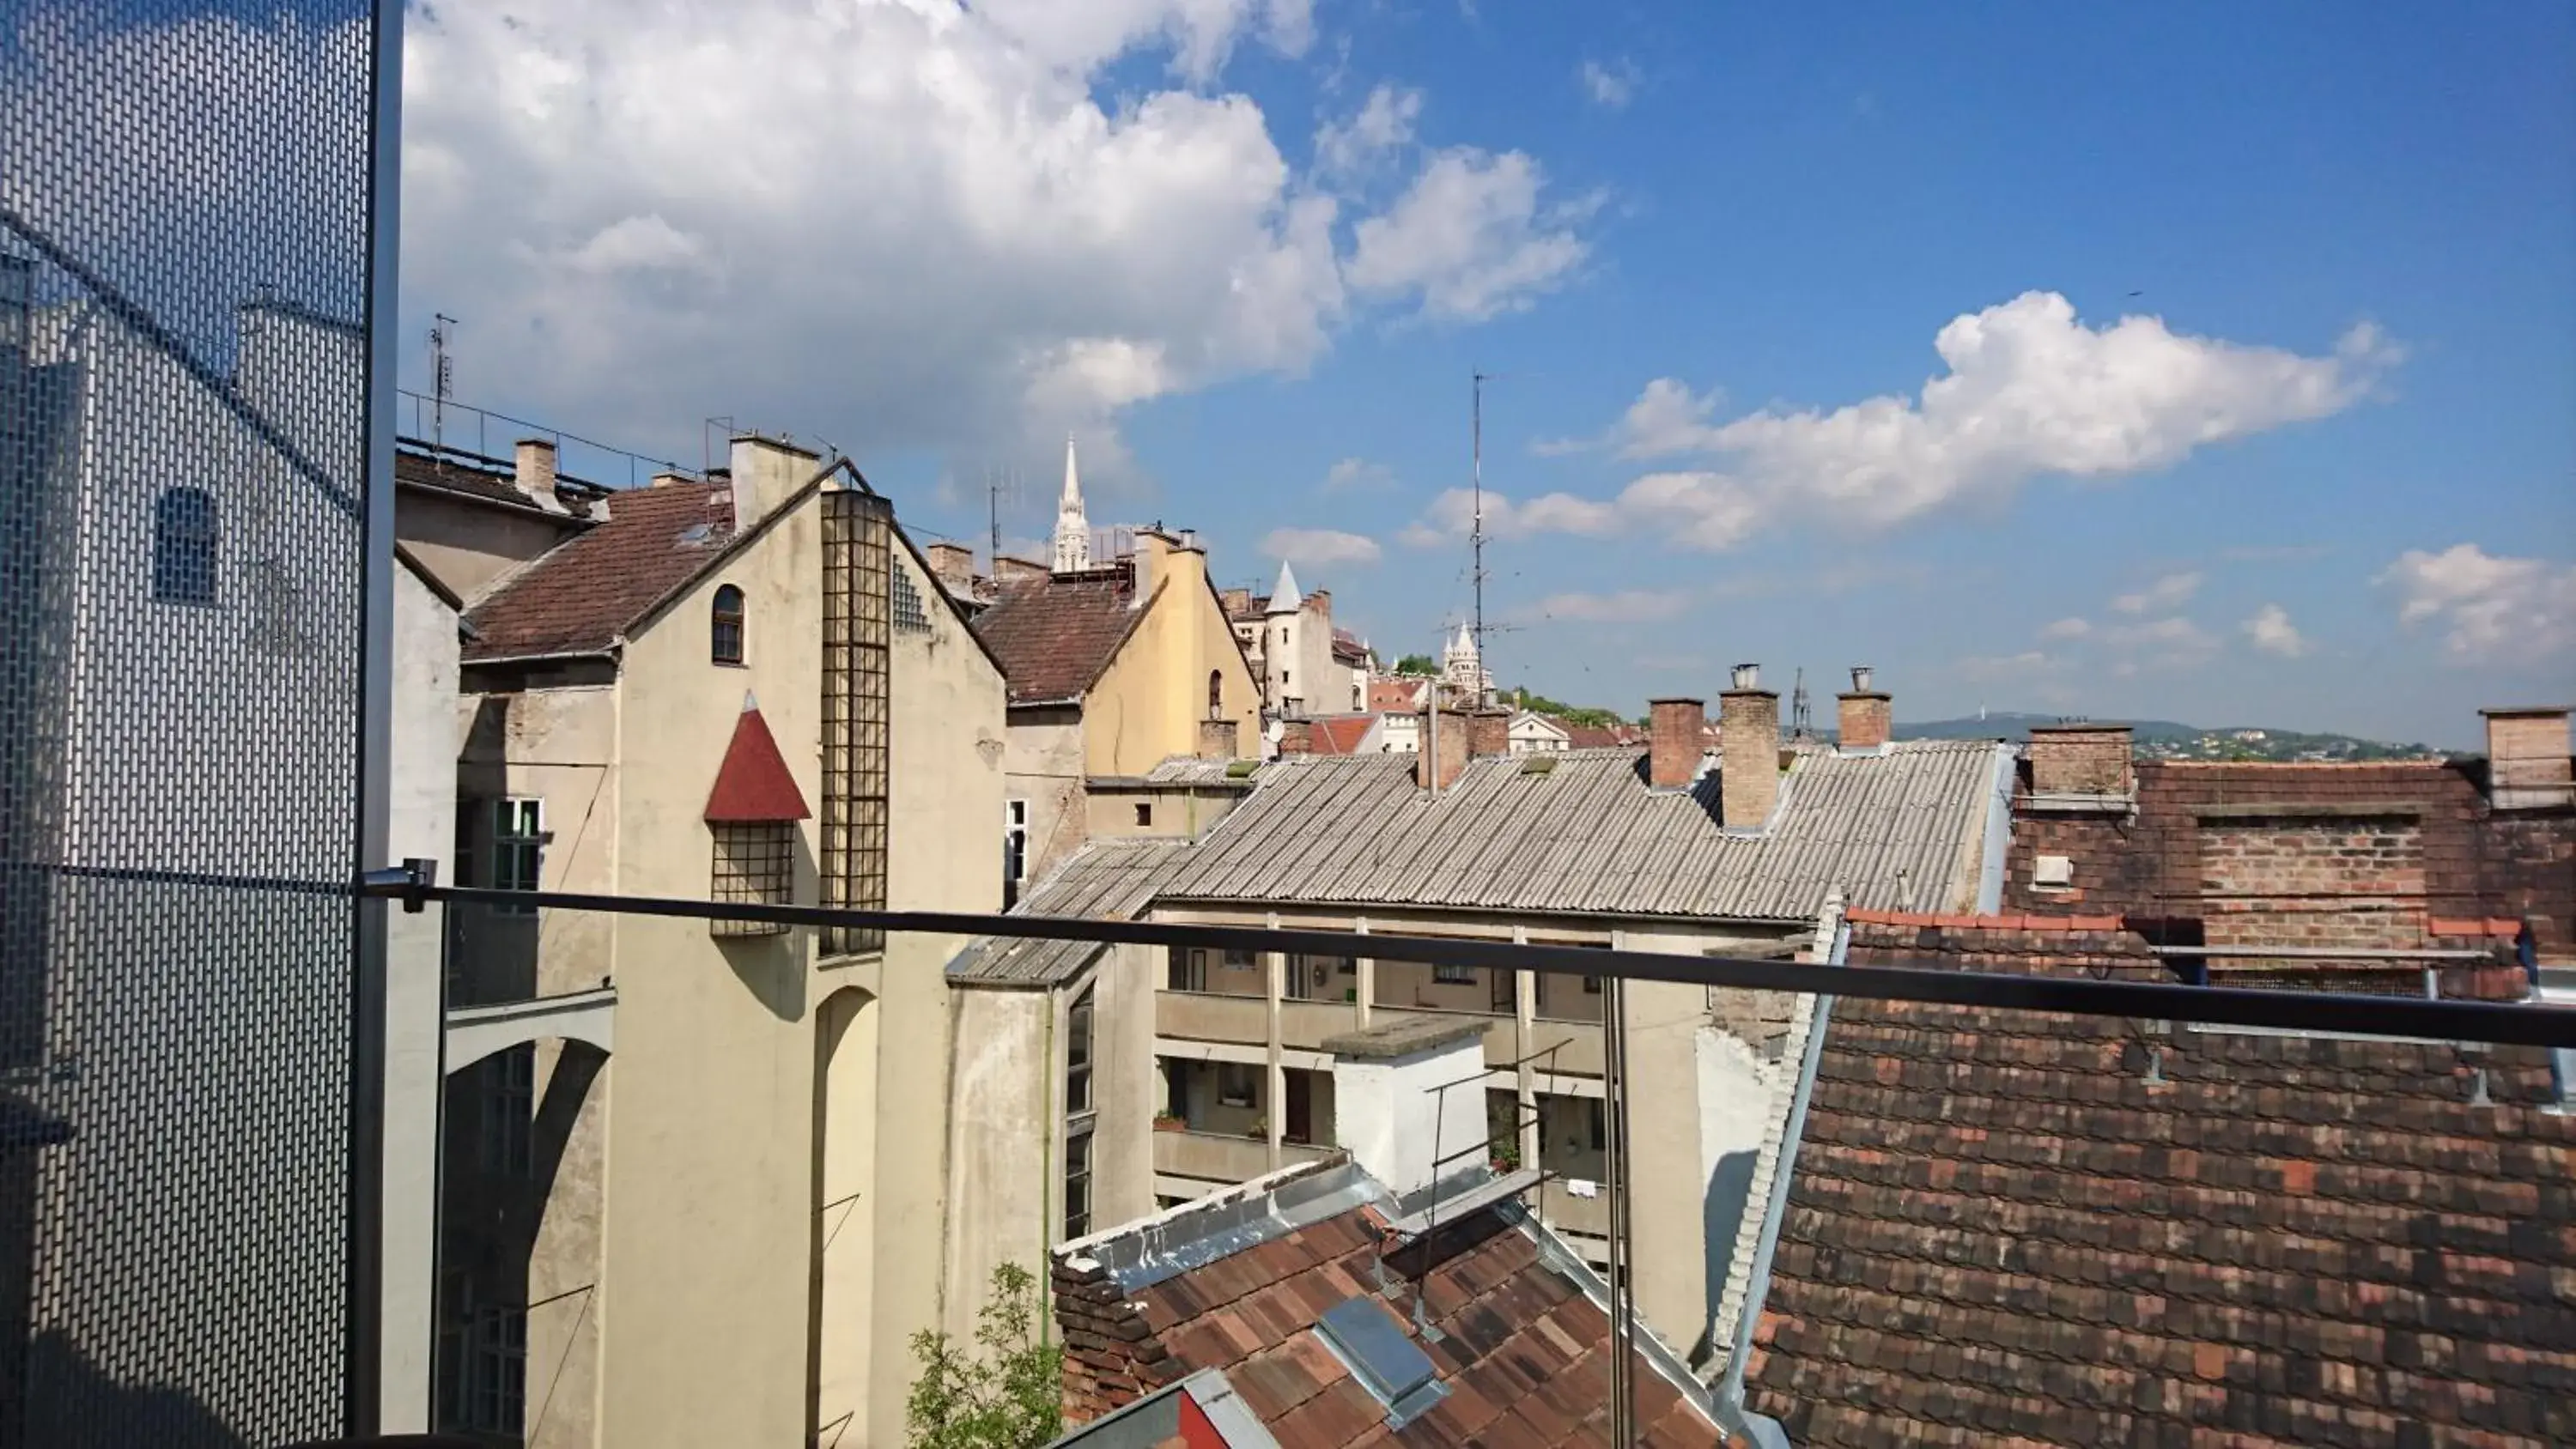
top-left (428, 313), bottom-right (458, 451)
top-left (1792, 668), bottom-right (1813, 738)
top-left (988, 467), bottom-right (1002, 571)
top-left (1471, 368), bottom-right (1488, 659)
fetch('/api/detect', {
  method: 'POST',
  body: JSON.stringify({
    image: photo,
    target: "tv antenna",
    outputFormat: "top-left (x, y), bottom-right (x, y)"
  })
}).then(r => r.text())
top-left (1791, 667), bottom-right (1813, 738)
top-left (428, 313), bottom-right (458, 451)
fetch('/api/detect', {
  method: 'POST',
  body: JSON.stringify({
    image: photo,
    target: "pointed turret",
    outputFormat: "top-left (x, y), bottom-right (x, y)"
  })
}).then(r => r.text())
top-left (1266, 560), bottom-right (1303, 615)
top-left (1051, 433), bottom-right (1091, 573)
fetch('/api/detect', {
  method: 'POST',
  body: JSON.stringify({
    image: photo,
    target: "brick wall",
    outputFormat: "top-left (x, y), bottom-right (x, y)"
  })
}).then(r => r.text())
top-left (2026, 725), bottom-right (2134, 797)
top-left (1053, 1255), bottom-right (1181, 1424)
top-left (2006, 759), bottom-right (2576, 959)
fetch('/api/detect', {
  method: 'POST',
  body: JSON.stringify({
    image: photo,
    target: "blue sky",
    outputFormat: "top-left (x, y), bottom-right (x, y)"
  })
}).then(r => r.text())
top-left (389, 0), bottom-right (2576, 745)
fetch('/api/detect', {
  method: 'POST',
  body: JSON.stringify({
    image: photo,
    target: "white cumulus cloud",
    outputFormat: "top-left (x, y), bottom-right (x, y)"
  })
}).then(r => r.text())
top-left (1261, 527), bottom-right (1382, 568)
top-left (2112, 571), bottom-right (2203, 615)
top-left (1577, 58), bottom-right (1639, 110)
top-left (2380, 544), bottom-right (2576, 662)
top-left (1320, 456), bottom-right (1394, 492)
top-left (2039, 615), bottom-right (2093, 640)
top-left (398, 0), bottom-right (1590, 487)
top-left (1314, 82), bottom-right (1422, 179)
top-left (2241, 603), bottom-right (2309, 658)
top-left (1411, 292), bottom-right (2396, 549)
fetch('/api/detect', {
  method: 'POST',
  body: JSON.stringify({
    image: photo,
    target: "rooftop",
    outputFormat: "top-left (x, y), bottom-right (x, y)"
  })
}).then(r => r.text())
top-left (1054, 1160), bottom-right (1728, 1448)
top-left (1745, 914), bottom-right (2576, 1448)
top-left (970, 564), bottom-right (1147, 706)
top-left (462, 481), bottom-right (735, 661)
top-left (948, 837), bottom-right (1193, 986)
top-left (1150, 740), bottom-right (2004, 922)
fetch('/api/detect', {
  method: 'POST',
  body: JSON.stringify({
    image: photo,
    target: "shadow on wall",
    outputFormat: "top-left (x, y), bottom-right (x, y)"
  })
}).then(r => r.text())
top-left (21, 1330), bottom-right (247, 1449)
top-left (1698, 1149), bottom-right (1759, 1362)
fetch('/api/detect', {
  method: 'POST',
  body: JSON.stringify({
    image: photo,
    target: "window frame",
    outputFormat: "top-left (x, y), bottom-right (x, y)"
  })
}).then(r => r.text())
top-left (151, 486), bottom-right (219, 605)
top-left (478, 1045), bottom-right (534, 1179)
top-left (1432, 963), bottom-right (1475, 986)
top-left (1167, 947), bottom-right (1209, 992)
top-left (711, 583), bottom-right (746, 666)
top-left (490, 798), bottom-right (544, 918)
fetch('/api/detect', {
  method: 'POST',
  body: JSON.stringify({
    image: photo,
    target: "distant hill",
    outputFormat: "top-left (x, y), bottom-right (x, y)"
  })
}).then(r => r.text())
top-left (1894, 712), bottom-right (2202, 743)
top-left (1889, 712), bottom-right (2443, 763)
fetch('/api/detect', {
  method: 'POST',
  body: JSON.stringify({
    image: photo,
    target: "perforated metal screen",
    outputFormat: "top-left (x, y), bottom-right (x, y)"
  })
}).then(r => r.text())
top-left (0, 3), bottom-right (383, 1443)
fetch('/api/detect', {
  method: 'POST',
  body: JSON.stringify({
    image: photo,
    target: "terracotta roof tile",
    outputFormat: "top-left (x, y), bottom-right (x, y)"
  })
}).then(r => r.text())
top-left (463, 481), bottom-right (734, 660)
top-left (969, 567), bottom-right (1144, 704)
top-left (1367, 678), bottom-right (1429, 713)
top-left (1745, 927), bottom-right (2576, 1449)
top-left (704, 702), bottom-right (811, 822)
top-left (1069, 1196), bottom-right (1723, 1448)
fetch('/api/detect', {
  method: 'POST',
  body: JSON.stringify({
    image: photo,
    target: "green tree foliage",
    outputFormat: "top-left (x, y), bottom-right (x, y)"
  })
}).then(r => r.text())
top-left (1510, 688), bottom-right (1630, 729)
top-left (907, 1263), bottom-right (1064, 1449)
top-left (1393, 653), bottom-right (1438, 676)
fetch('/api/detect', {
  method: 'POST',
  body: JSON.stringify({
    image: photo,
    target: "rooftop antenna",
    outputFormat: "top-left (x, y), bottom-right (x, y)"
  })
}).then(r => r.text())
top-left (1472, 368), bottom-right (1488, 661)
top-left (987, 465), bottom-right (1002, 570)
top-left (428, 313), bottom-right (457, 452)
top-left (1791, 667), bottom-right (1813, 739)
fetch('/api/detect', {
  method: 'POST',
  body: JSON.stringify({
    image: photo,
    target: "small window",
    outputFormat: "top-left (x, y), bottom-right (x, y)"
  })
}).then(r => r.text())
top-left (491, 799), bottom-right (543, 917)
top-left (1433, 964), bottom-right (1474, 986)
top-left (478, 1046), bottom-right (533, 1178)
top-left (1004, 799), bottom-right (1029, 893)
top-left (1134, 802), bottom-right (1152, 828)
top-left (439, 1276), bottom-right (528, 1436)
top-left (1208, 670), bottom-right (1224, 720)
top-left (1168, 948), bottom-right (1208, 992)
top-left (1063, 1130), bottom-right (1094, 1240)
top-left (1218, 1062), bottom-right (1258, 1108)
top-left (1065, 988), bottom-right (1095, 1117)
top-left (1586, 1100), bottom-right (1607, 1152)
top-left (152, 487), bottom-right (219, 604)
top-left (711, 584), bottom-right (745, 665)
top-left (1222, 948), bottom-right (1256, 971)
top-left (710, 822), bottom-right (793, 937)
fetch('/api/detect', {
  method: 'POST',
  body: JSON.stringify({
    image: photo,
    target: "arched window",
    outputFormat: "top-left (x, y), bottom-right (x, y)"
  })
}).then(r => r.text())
top-left (1207, 670), bottom-right (1223, 720)
top-left (711, 584), bottom-right (744, 664)
top-left (152, 488), bottom-right (218, 604)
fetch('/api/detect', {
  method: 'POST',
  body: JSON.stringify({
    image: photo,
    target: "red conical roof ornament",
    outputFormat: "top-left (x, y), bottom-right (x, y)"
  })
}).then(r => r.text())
top-left (704, 692), bottom-right (811, 822)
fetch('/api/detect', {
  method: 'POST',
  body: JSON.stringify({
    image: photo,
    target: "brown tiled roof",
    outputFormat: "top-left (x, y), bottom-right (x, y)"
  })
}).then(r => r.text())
top-left (462, 482), bottom-right (734, 660)
top-left (1058, 1193), bottom-right (1722, 1447)
top-left (1303, 716), bottom-right (1377, 757)
top-left (1743, 918), bottom-right (2576, 1449)
top-left (1367, 679), bottom-right (1428, 713)
top-left (969, 566), bottom-right (1147, 705)
top-left (395, 446), bottom-right (531, 508)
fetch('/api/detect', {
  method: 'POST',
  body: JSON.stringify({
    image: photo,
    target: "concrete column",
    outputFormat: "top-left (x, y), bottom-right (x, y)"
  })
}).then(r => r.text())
top-left (379, 897), bottom-right (443, 1432)
top-left (1513, 926), bottom-right (1538, 1178)
top-left (1264, 913), bottom-right (1284, 1173)
top-left (1353, 918), bottom-right (1373, 1029)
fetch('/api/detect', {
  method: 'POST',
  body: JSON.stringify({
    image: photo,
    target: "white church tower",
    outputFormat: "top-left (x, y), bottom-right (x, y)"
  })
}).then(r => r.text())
top-left (1442, 623), bottom-right (1489, 705)
top-left (1263, 561), bottom-right (1302, 715)
top-left (1052, 433), bottom-right (1091, 573)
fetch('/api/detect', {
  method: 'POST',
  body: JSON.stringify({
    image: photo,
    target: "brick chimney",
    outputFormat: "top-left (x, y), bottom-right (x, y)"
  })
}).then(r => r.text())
top-left (2482, 706), bottom-right (2573, 809)
top-left (926, 542), bottom-right (976, 594)
top-left (1648, 698), bottom-right (1705, 790)
top-left (2026, 723), bottom-right (2135, 797)
top-left (648, 470), bottom-right (689, 489)
top-left (1322, 1017), bottom-right (1492, 1197)
top-left (1197, 718), bottom-right (1241, 761)
top-left (1279, 719), bottom-right (1314, 756)
top-left (1467, 708), bottom-right (1511, 758)
top-left (1719, 666), bottom-right (1780, 828)
top-left (514, 438), bottom-right (562, 512)
top-left (1416, 705), bottom-right (1468, 791)
top-left (993, 555), bottom-right (1048, 587)
top-left (1838, 664), bottom-right (1892, 750)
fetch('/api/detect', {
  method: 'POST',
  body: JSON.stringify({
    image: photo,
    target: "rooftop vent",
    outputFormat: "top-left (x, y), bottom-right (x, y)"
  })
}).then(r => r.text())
top-left (1732, 662), bottom-right (1760, 690)
top-left (1315, 1298), bottom-right (1448, 1429)
top-left (1850, 664), bottom-right (1874, 692)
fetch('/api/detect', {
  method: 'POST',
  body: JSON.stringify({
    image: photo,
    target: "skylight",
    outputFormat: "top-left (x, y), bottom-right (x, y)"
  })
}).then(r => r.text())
top-left (1315, 1298), bottom-right (1447, 1428)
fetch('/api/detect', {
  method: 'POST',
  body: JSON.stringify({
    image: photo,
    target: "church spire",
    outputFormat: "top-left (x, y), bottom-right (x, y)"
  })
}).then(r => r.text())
top-left (1052, 433), bottom-right (1091, 573)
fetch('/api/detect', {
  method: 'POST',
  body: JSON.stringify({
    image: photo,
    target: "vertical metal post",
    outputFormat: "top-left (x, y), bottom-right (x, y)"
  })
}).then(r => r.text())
top-left (1265, 913), bottom-right (1285, 1173)
top-left (349, 0), bottom-right (407, 1433)
top-left (1602, 972), bottom-right (1634, 1446)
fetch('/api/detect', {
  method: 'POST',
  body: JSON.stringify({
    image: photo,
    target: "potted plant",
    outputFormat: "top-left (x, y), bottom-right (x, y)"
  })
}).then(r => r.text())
top-left (1152, 1112), bottom-right (1186, 1133)
top-left (1489, 1137), bottom-right (1522, 1173)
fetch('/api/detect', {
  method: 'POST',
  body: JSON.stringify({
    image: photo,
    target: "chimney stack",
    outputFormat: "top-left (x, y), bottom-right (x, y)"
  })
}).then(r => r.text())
top-left (514, 438), bottom-right (562, 512)
top-left (728, 433), bottom-right (818, 532)
top-left (1719, 665), bottom-right (1781, 828)
top-left (1648, 698), bottom-right (1706, 790)
top-left (648, 470), bottom-right (689, 489)
top-left (1322, 1018), bottom-right (1493, 1197)
top-left (1279, 719), bottom-right (1315, 756)
top-left (1197, 718), bottom-right (1241, 761)
top-left (1467, 708), bottom-right (1511, 759)
top-left (926, 542), bottom-right (976, 594)
top-left (2026, 723), bottom-right (2136, 798)
top-left (2482, 706), bottom-right (2573, 809)
top-left (1416, 705), bottom-right (1469, 792)
top-left (1838, 664), bottom-right (1892, 750)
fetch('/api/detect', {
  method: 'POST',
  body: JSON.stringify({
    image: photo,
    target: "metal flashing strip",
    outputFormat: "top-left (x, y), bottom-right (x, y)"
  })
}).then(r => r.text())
top-left (1078, 1159), bottom-right (1378, 1294)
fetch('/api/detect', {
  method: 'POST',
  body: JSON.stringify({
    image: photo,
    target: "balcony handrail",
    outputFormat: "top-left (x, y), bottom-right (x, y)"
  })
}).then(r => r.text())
top-left (13, 862), bottom-right (2571, 1047)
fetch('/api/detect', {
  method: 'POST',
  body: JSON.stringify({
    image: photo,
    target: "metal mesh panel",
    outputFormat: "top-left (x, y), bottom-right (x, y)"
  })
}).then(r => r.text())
top-left (820, 493), bottom-right (890, 955)
top-left (0, 3), bottom-right (380, 1443)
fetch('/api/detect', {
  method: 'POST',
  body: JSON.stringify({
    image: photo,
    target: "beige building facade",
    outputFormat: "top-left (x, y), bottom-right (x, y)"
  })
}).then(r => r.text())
top-left (431, 435), bottom-right (1007, 1448)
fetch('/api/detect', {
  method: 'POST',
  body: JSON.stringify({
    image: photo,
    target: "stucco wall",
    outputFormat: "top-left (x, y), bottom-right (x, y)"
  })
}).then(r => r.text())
top-left (394, 490), bottom-right (578, 602)
top-left (1005, 709), bottom-right (1087, 886)
top-left (1082, 538), bottom-right (1259, 779)
top-left (941, 987), bottom-right (1053, 1337)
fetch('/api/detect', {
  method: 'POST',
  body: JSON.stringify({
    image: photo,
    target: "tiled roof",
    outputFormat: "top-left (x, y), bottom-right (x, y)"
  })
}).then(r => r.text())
top-left (1150, 741), bottom-right (2003, 921)
top-left (1055, 1166), bottom-right (1725, 1447)
top-left (1744, 920), bottom-right (2576, 1449)
top-left (1368, 679), bottom-right (1428, 713)
top-left (704, 700), bottom-right (811, 822)
top-left (970, 566), bottom-right (1146, 705)
top-left (950, 837), bottom-right (1192, 985)
top-left (1144, 756), bottom-right (1267, 786)
top-left (1299, 716), bottom-right (1379, 756)
top-left (462, 482), bottom-right (735, 661)
top-left (396, 445), bottom-right (605, 512)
